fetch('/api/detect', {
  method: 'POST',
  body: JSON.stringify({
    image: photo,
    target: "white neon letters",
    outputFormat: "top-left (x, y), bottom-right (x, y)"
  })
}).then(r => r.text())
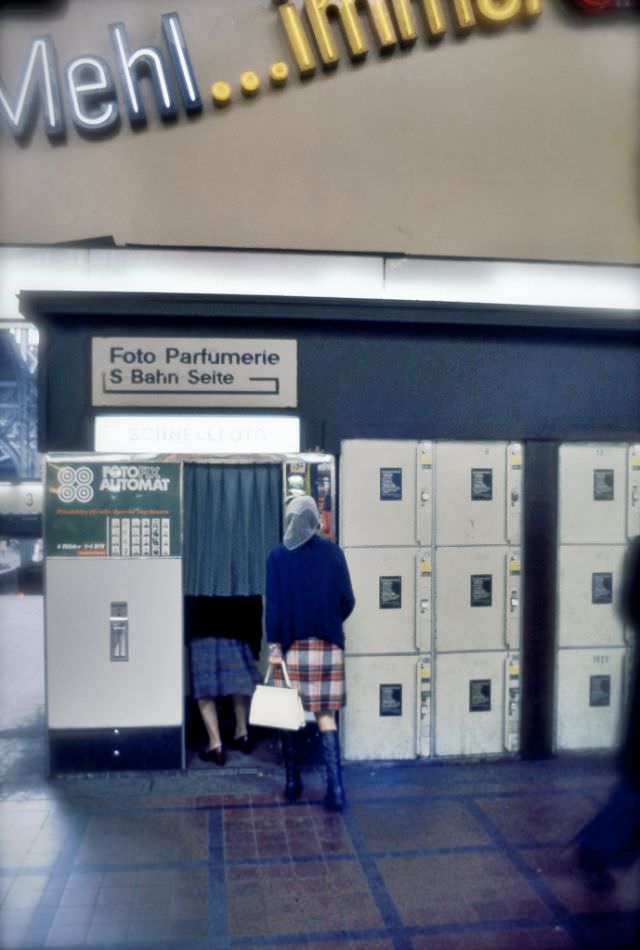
top-left (0, 12), bottom-right (201, 141)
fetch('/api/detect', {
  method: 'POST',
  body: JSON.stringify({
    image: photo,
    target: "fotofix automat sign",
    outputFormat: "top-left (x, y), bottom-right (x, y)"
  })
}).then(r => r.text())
top-left (45, 460), bottom-right (181, 558)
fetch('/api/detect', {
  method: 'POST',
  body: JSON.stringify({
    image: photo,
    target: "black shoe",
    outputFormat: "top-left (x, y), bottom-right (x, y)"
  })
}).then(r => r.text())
top-left (230, 734), bottom-right (253, 755)
top-left (199, 746), bottom-right (226, 766)
top-left (321, 730), bottom-right (345, 813)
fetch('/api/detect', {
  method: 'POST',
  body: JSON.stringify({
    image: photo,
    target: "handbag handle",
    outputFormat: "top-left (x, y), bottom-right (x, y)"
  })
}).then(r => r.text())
top-left (264, 658), bottom-right (294, 689)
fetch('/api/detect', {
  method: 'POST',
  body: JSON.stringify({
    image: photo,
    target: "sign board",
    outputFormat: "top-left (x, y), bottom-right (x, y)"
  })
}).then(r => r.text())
top-left (45, 460), bottom-right (181, 557)
top-left (92, 338), bottom-right (297, 408)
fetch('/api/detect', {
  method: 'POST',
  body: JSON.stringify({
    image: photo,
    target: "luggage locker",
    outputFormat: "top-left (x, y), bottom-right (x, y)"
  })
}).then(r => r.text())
top-left (556, 647), bottom-right (626, 751)
top-left (342, 654), bottom-right (417, 760)
top-left (434, 546), bottom-right (520, 653)
top-left (340, 439), bottom-right (432, 547)
top-left (434, 651), bottom-right (506, 757)
top-left (344, 546), bottom-right (432, 654)
top-left (557, 545), bottom-right (628, 648)
top-left (434, 441), bottom-right (522, 546)
top-left (556, 442), bottom-right (638, 754)
top-left (558, 443), bottom-right (629, 545)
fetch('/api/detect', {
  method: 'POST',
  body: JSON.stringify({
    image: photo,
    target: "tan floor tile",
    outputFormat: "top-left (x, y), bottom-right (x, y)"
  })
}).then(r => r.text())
top-left (377, 851), bottom-right (552, 927)
top-left (352, 799), bottom-right (492, 852)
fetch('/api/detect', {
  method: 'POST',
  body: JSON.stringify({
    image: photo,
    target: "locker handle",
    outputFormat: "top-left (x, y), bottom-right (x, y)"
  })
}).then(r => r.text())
top-left (421, 491), bottom-right (430, 503)
top-left (632, 486), bottom-right (639, 506)
top-left (420, 598), bottom-right (429, 613)
top-left (510, 590), bottom-right (519, 612)
top-left (511, 489), bottom-right (520, 505)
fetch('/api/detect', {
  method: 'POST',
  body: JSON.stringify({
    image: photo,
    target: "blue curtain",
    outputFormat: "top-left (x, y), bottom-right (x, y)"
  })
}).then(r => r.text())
top-left (183, 464), bottom-right (282, 597)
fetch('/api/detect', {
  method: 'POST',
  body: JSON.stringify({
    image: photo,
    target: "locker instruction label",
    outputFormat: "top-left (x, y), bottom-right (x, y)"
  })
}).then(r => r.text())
top-left (379, 684), bottom-right (402, 716)
top-left (471, 468), bottom-right (493, 501)
top-left (379, 576), bottom-right (402, 609)
top-left (470, 574), bottom-right (493, 607)
top-left (469, 679), bottom-right (492, 712)
top-left (593, 469), bottom-right (614, 501)
top-left (592, 572), bottom-right (613, 605)
top-left (589, 674), bottom-right (611, 707)
top-left (380, 468), bottom-right (402, 501)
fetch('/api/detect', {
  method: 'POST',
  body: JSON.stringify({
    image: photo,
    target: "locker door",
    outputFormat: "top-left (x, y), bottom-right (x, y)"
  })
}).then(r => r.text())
top-left (557, 545), bottom-right (627, 648)
top-left (340, 440), bottom-right (432, 547)
top-left (434, 547), bottom-right (518, 653)
top-left (434, 652), bottom-right (506, 756)
top-left (342, 655), bottom-right (417, 760)
top-left (556, 648), bottom-right (626, 751)
top-left (559, 444), bottom-right (629, 544)
top-left (344, 547), bottom-right (431, 654)
top-left (434, 442), bottom-right (522, 546)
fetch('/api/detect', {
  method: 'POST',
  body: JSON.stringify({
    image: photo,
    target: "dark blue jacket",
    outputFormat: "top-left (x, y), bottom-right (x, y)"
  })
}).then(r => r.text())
top-left (265, 535), bottom-right (355, 651)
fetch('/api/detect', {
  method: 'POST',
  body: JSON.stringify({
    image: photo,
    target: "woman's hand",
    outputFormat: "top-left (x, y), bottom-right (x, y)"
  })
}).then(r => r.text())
top-left (268, 643), bottom-right (283, 665)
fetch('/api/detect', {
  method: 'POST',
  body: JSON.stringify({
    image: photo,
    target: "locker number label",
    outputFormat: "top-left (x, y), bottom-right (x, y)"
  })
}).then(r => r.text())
top-left (593, 469), bottom-right (614, 501)
top-left (470, 574), bottom-right (493, 607)
top-left (379, 684), bottom-right (403, 716)
top-left (592, 573), bottom-right (613, 605)
top-left (469, 679), bottom-right (492, 712)
top-left (380, 468), bottom-right (403, 501)
top-left (379, 576), bottom-right (402, 609)
top-left (471, 468), bottom-right (493, 501)
top-left (589, 674), bottom-right (611, 707)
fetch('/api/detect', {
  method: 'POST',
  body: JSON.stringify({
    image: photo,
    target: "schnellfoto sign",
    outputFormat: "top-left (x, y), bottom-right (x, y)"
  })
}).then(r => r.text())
top-left (92, 337), bottom-right (297, 408)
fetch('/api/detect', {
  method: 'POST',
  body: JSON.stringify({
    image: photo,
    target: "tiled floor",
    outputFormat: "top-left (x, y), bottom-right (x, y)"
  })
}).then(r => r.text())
top-left (1, 596), bottom-right (639, 949)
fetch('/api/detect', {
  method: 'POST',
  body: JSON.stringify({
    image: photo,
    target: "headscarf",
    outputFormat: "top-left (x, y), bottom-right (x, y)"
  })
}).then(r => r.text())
top-left (283, 495), bottom-right (320, 551)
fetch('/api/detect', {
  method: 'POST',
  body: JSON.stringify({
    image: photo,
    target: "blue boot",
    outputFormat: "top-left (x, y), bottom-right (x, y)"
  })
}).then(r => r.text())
top-left (321, 730), bottom-right (345, 812)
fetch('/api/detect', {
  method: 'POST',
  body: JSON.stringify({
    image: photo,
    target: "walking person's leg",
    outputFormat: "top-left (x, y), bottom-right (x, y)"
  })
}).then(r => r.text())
top-left (198, 698), bottom-right (225, 765)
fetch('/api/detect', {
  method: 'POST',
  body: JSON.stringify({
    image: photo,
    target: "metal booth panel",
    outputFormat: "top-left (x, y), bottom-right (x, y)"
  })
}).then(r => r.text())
top-left (434, 547), bottom-right (519, 653)
top-left (46, 558), bottom-right (183, 729)
top-left (557, 545), bottom-right (628, 648)
top-left (434, 651), bottom-right (507, 757)
top-left (340, 440), bottom-right (432, 548)
top-left (559, 443), bottom-right (629, 545)
top-left (556, 647), bottom-right (626, 751)
top-left (344, 546), bottom-right (432, 655)
top-left (342, 654), bottom-right (417, 760)
top-left (434, 442), bottom-right (522, 546)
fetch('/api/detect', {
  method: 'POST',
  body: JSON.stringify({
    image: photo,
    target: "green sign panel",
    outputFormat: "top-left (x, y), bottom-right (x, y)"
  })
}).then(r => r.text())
top-left (45, 461), bottom-right (181, 558)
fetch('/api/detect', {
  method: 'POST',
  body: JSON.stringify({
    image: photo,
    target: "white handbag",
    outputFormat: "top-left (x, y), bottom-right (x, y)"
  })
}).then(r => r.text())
top-left (249, 660), bottom-right (306, 731)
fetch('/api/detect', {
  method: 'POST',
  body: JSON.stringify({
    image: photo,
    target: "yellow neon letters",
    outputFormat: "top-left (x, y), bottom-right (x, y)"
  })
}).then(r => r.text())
top-left (274, 0), bottom-right (317, 77)
top-left (274, 1), bottom-right (544, 79)
top-left (304, 0), bottom-right (368, 67)
top-left (475, 0), bottom-right (522, 24)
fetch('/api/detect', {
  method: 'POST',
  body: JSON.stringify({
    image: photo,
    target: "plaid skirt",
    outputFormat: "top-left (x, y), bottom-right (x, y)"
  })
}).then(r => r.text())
top-left (274, 638), bottom-right (346, 713)
top-left (190, 637), bottom-right (258, 699)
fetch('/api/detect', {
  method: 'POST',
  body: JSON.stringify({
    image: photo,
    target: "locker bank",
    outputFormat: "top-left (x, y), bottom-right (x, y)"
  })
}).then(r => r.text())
top-left (21, 289), bottom-right (640, 774)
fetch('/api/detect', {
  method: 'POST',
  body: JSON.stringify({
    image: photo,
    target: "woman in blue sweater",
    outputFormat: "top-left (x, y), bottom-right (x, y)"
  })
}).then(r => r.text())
top-left (266, 494), bottom-right (355, 810)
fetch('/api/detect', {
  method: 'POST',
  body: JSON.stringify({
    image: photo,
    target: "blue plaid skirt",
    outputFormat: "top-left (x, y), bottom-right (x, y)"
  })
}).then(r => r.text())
top-left (190, 637), bottom-right (258, 699)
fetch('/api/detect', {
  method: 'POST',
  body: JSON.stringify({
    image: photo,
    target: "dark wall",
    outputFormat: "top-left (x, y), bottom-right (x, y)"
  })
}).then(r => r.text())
top-left (36, 307), bottom-right (640, 453)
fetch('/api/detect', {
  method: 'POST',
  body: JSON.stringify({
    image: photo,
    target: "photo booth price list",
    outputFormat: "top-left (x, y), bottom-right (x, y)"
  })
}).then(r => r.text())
top-left (107, 516), bottom-right (171, 557)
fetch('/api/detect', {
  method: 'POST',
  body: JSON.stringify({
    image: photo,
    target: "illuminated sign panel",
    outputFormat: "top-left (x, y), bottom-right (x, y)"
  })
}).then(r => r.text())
top-left (1, 1), bottom-right (544, 145)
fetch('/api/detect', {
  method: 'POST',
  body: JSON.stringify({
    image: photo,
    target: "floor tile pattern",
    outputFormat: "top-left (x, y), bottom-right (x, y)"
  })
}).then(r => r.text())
top-left (1, 597), bottom-right (639, 949)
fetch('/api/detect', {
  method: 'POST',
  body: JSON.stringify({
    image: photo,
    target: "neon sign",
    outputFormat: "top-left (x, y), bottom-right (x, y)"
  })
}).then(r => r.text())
top-left (0, 1), bottom-right (547, 145)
